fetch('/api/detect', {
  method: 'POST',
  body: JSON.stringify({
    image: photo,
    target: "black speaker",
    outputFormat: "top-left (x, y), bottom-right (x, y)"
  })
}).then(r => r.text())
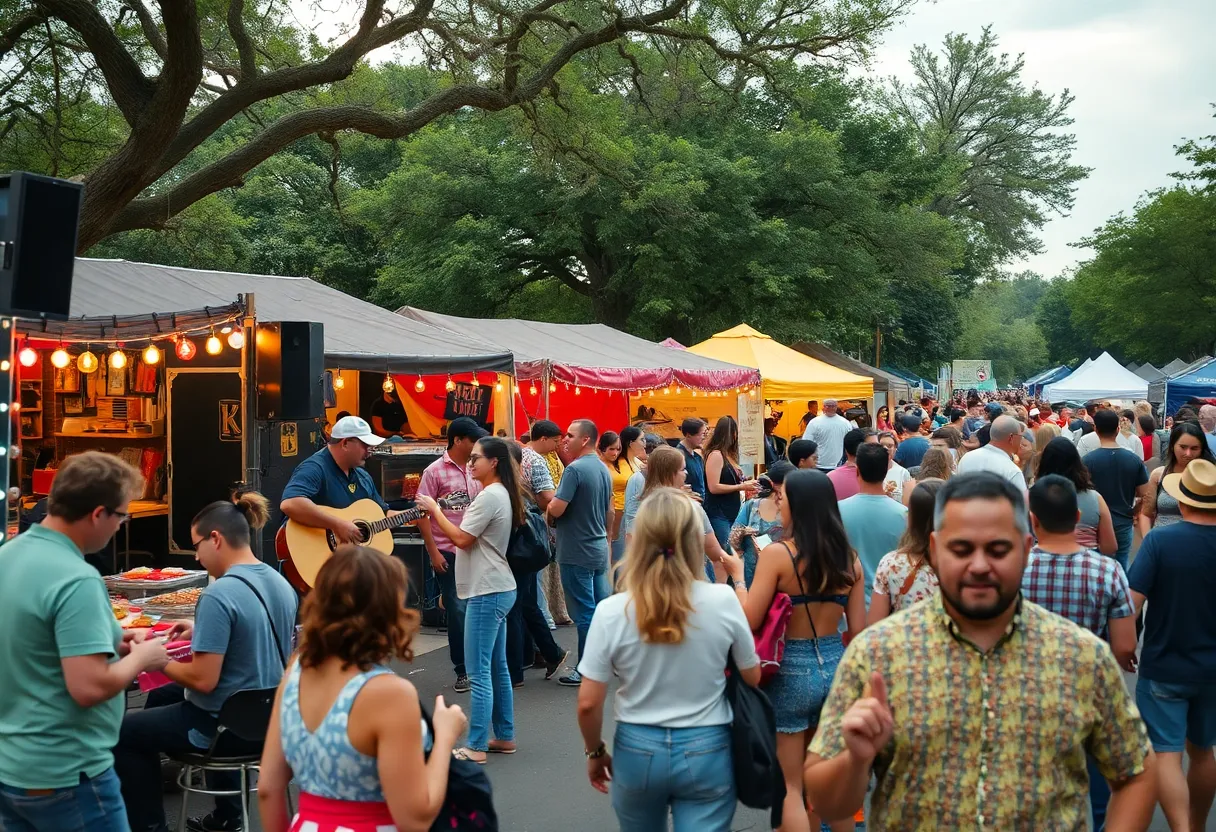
top-left (0, 172), bottom-right (82, 321)
top-left (256, 321), bottom-right (324, 420)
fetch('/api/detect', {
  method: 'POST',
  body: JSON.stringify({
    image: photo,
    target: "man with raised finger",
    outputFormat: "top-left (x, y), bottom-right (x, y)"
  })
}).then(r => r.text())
top-left (804, 472), bottom-right (1157, 830)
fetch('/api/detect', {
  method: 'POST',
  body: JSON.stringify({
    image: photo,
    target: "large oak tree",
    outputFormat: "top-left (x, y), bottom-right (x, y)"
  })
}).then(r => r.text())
top-left (1, 0), bottom-right (915, 250)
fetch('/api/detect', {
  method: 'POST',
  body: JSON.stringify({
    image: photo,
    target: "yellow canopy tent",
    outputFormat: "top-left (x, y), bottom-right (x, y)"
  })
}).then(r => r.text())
top-left (686, 324), bottom-right (874, 441)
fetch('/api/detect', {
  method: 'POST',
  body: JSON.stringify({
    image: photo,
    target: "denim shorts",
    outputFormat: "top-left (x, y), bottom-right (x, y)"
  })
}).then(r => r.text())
top-left (1136, 678), bottom-right (1216, 753)
top-left (767, 636), bottom-right (844, 734)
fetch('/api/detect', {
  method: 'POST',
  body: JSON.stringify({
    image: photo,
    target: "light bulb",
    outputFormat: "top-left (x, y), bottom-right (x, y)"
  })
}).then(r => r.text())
top-left (176, 338), bottom-right (196, 361)
top-left (77, 351), bottom-right (98, 374)
top-left (9, 402), bottom-right (17, 412)
top-left (18, 346), bottom-right (37, 367)
top-left (748, 389), bottom-right (756, 397)
top-left (648, 390), bottom-right (655, 397)
top-left (471, 375), bottom-right (480, 388)
top-left (142, 344), bottom-right (161, 365)
top-left (0, 402), bottom-right (7, 412)
top-left (227, 329), bottom-right (245, 350)
top-left (414, 376), bottom-right (425, 393)
top-left (676, 387), bottom-right (682, 394)
top-left (109, 350), bottom-right (127, 370)
top-left (205, 334), bottom-right (223, 355)
top-left (663, 387), bottom-right (670, 395)
top-left (382, 376), bottom-right (395, 393)
top-left (692, 390), bottom-right (697, 397)
top-left (575, 386), bottom-right (581, 396)
top-left (549, 382), bottom-right (556, 393)
top-left (51, 348), bottom-right (70, 369)
top-left (529, 383), bottom-right (538, 396)
top-left (333, 372), bottom-right (345, 390)
top-left (445, 378), bottom-right (456, 393)
top-left (495, 381), bottom-right (503, 393)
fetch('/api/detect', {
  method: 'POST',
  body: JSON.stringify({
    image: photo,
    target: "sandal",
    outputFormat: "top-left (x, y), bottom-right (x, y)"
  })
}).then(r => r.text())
top-left (453, 748), bottom-right (486, 765)
top-left (488, 741), bottom-right (517, 754)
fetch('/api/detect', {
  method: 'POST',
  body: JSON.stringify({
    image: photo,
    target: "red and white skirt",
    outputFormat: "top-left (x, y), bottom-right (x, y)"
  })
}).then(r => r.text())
top-left (289, 792), bottom-right (397, 832)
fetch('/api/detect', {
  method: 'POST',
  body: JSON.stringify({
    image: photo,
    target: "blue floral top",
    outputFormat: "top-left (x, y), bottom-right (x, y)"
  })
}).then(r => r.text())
top-left (732, 499), bottom-right (785, 588)
top-left (280, 661), bottom-right (431, 801)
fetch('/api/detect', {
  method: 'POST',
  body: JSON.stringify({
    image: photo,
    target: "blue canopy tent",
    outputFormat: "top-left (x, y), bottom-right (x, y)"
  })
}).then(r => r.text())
top-left (1027, 365), bottom-right (1072, 398)
top-left (1164, 357), bottom-right (1216, 415)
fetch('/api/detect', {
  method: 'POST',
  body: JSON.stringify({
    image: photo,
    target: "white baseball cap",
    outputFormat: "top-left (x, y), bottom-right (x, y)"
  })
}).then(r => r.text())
top-left (331, 415), bottom-right (385, 446)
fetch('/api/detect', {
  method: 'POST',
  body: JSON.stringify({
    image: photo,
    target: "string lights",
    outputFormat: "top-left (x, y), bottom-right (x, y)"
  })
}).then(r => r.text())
top-left (227, 329), bottom-right (245, 350)
top-left (77, 348), bottom-right (98, 374)
top-left (382, 375), bottom-right (395, 393)
top-left (204, 332), bottom-right (223, 356)
top-left (175, 337), bottom-right (197, 361)
top-left (142, 343), bottom-right (161, 365)
top-left (18, 338), bottom-right (37, 368)
top-left (333, 371), bottom-right (345, 390)
top-left (445, 375), bottom-right (456, 393)
top-left (50, 344), bottom-right (70, 369)
top-left (414, 376), bottom-right (426, 393)
top-left (109, 348), bottom-right (127, 370)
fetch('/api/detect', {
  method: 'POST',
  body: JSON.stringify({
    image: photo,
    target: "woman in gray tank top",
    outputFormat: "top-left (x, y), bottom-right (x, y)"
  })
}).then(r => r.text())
top-left (1140, 422), bottom-right (1216, 535)
top-left (1035, 437), bottom-right (1117, 555)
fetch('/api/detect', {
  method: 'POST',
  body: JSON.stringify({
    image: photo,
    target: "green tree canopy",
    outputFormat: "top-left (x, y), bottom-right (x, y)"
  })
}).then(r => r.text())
top-left (1061, 126), bottom-right (1216, 365)
top-left (884, 27), bottom-right (1089, 284)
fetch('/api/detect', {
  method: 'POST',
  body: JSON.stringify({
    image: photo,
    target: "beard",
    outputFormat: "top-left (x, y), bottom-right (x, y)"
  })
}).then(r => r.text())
top-left (939, 579), bottom-right (1020, 621)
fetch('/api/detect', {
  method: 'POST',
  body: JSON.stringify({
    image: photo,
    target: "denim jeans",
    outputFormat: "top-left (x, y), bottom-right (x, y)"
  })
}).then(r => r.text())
top-left (611, 723), bottom-right (736, 832)
top-left (435, 549), bottom-right (468, 676)
top-left (464, 590), bottom-right (516, 751)
top-left (560, 563), bottom-right (612, 661)
top-left (1113, 522), bottom-right (1132, 572)
top-left (538, 573), bottom-right (556, 629)
top-left (507, 569), bottom-right (565, 683)
top-left (0, 767), bottom-right (129, 832)
top-left (1086, 753), bottom-right (1110, 832)
top-left (114, 685), bottom-right (259, 832)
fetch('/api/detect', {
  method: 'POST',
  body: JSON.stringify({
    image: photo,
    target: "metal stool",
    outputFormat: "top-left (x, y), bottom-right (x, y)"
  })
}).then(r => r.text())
top-left (166, 687), bottom-right (282, 831)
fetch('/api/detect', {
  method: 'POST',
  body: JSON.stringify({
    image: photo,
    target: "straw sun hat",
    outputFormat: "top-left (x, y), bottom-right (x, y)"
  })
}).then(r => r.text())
top-left (1162, 459), bottom-right (1216, 510)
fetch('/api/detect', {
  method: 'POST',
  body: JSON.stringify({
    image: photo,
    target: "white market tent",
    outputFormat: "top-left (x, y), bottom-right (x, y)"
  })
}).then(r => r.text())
top-left (1042, 352), bottom-right (1149, 402)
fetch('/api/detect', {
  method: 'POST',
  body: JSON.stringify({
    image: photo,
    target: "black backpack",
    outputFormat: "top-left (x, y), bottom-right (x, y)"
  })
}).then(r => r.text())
top-left (506, 508), bottom-right (551, 573)
top-left (726, 655), bottom-right (785, 828)
top-left (421, 705), bottom-right (498, 831)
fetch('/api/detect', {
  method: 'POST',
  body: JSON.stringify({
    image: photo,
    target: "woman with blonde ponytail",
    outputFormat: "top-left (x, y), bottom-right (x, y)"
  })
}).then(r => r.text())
top-left (574, 488), bottom-right (761, 831)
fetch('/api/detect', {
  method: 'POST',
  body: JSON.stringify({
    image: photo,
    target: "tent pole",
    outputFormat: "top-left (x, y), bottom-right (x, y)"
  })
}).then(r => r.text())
top-left (542, 361), bottom-right (551, 420)
top-left (242, 293), bottom-right (262, 559)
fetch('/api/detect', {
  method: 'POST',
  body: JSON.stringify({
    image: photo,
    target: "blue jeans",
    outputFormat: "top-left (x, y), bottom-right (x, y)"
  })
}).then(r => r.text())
top-left (435, 550), bottom-right (468, 676)
top-left (0, 767), bottom-right (128, 832)
top-left (560, 563), bottom-right (612, 662)
top-left (1086, 753), bottom-right (1110, 832)
top-left (464, 590), bottom-right (516, 751)
top-left (1113, 522), bottom-right (1132, 571)
top-left (538, 573), bottom-right (556, 628)
top-left (611, 723), bottom-right (736, 832)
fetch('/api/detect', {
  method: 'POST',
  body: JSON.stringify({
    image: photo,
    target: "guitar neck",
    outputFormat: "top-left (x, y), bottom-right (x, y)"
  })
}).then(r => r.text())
top-left (365, 507), bottom-right (425, 537)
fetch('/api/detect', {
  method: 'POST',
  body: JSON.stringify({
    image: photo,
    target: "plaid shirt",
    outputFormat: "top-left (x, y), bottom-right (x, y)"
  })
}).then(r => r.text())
top-left (417, 452), bottom-right (482, 553)
top-left (1024, 545), bottom-right (1133, 636)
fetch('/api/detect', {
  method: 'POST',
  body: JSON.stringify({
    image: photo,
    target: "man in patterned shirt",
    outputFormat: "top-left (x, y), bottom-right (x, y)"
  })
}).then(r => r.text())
top-left (804, 472), bottom-right (1156, 830)
top-left (1023, 473), bottom-right (1138, 832)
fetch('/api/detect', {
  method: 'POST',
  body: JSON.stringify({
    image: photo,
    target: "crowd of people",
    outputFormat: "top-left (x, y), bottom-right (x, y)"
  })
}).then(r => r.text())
top-left (4, 388), bottom-right (1216, 832)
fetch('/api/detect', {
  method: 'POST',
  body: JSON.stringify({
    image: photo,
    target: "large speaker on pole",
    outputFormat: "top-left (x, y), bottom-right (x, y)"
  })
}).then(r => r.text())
top-left (256, 321), bottom-right (324, 420)
top-left (0, 172), bottom-right (82, 321)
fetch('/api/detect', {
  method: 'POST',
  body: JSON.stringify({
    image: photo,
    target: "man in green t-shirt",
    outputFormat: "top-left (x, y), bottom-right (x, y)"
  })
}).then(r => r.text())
top-left (0, 451), bottom-right (168, 831)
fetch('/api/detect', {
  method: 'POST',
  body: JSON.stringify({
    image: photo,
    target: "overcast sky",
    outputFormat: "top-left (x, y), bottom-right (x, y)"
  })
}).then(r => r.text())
top-left (870, 0), bottom-right (1216, 279)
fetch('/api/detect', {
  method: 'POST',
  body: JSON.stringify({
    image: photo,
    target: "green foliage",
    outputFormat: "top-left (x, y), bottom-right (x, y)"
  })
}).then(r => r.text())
top-left (884, 27), bottom-right (1090, 284)
top-left (954, 276), bottom-right (1048, 383)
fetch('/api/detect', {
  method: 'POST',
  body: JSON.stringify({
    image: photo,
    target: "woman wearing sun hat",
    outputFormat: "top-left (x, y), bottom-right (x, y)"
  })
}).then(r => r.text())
top-left (1128, 458), bottom-right (1216, 832)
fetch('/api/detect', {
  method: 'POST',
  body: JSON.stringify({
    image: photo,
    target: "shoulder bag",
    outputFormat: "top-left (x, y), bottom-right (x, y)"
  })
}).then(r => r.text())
top-left (420, 702), bottom-right (499, 831)
top-left (725, 652), bottom-right (785, 828)
top-left (224, 572), bottom-right (289, 668)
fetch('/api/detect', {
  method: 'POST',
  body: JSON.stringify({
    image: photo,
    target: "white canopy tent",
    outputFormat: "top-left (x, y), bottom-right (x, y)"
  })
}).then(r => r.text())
top-left (1043, 352), bottom-right (1149, 402)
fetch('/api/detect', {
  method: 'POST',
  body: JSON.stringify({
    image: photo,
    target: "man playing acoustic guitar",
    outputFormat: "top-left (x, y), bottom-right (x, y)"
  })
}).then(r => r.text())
top-left (280, 415), bottom-right (412, 548)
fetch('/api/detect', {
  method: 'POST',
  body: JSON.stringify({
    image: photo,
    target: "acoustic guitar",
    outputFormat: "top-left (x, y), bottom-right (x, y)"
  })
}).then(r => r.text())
top-left (276, 492), bottom-right (470, 591)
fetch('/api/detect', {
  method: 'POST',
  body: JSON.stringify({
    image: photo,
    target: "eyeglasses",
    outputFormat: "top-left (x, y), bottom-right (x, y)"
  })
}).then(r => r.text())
top-left (468, 453), bottom-right (485, 464)
top-left (106, 508), bottom-right (131, 524)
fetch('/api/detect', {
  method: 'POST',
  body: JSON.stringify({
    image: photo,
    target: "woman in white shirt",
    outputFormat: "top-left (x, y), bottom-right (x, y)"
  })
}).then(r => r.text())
top-left (417, 436), bottom-right (521, 764)
top-left (576, 488), bottom-right (761, 831)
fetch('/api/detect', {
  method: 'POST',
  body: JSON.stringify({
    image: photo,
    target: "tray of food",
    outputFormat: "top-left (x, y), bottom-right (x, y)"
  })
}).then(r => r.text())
top-left (111, 598), bottom-right (160, 630)
top-left (132, 586), bottom-right (203, 618)
top-left (105, 567), bottom-right (208, 593)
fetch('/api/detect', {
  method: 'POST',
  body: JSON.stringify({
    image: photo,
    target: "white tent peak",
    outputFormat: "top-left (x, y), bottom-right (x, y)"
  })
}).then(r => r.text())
top-left (1042, 352), bottom-right (1149, 402)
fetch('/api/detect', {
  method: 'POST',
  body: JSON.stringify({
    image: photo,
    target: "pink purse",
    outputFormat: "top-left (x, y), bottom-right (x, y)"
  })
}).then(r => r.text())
top-left (753, 591), bottom-right (792, 684)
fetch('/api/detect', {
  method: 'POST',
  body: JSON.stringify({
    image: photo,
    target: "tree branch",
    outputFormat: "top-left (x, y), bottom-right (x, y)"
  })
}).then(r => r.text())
top-left (37, 0), bottom-right (155, 124)
top-left (123, 0), bottom-right (166, 59)
top-left (0, 7), bottom-right (48, 60)
top-left (107, 86), bottom-right (506, 236)
top-left (226, 0), bottom-right (257, 79)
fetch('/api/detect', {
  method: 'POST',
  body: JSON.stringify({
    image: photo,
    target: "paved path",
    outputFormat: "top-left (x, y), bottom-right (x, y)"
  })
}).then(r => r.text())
top-left (160, 623), bottom-right (1198, 831)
